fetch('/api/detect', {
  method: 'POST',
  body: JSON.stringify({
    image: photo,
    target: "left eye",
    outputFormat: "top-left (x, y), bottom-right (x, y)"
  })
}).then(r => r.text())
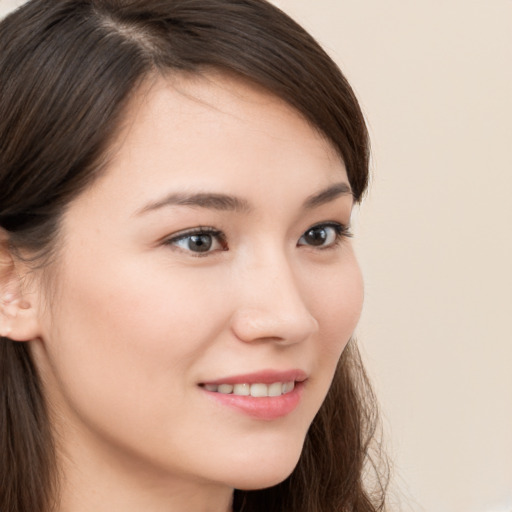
top-left (166, 230), bottom-right (226, 254)
top-left (297, 223), bottom-right (347, 248)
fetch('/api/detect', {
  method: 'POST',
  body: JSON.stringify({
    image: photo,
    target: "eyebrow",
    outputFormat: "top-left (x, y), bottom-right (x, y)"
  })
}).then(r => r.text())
top-left (136, 192), bottom-right (251, 215)
top-left (303, 182), bottom-right (353, 209)
top-left (136, 182), bottom-right (352, 216)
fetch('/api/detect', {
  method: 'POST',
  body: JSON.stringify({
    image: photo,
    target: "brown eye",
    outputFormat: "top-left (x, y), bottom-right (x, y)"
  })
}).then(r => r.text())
top-left (166, 229), bottom-right (226, 255)
top-left (298, 223), bottom-right (346, 248)
top-left (186, 234), bottom-right (213, 252)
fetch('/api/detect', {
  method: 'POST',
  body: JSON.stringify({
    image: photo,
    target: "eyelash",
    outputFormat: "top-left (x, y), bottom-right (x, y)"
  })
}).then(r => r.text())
top-left (163, 222), bottom-right (352, 257)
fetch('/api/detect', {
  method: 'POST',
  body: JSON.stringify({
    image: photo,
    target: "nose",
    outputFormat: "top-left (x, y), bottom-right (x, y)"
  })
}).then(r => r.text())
top-left (230, 252), bottom-right (319, 346)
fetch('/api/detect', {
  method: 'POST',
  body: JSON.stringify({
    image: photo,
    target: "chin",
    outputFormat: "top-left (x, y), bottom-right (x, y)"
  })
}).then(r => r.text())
top-left (220, 441), bottom-right (304, 491)
top-left (230, 466), bottom-right (299, 491)
top-left (233, 471), bottom-right (295, 492)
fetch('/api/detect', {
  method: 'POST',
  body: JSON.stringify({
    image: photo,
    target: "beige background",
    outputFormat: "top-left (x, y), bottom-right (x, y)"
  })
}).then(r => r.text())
top-left (1, 1), bottom-right (511, 511)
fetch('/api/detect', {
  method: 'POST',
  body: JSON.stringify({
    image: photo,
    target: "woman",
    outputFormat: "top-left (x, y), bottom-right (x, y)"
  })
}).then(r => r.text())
top-left (0, 1), bottom-right (387, 511)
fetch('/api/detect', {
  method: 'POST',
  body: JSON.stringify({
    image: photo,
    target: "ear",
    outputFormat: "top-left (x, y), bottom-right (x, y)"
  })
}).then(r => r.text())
top-left (0, 230), bottom-right (42, 342)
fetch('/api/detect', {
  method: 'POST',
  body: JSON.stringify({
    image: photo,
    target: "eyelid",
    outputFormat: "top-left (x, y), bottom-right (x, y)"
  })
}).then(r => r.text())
top-left (306, 220), bottom-right (352, 234)
top-left (165, 226), bottom-right (221, 240)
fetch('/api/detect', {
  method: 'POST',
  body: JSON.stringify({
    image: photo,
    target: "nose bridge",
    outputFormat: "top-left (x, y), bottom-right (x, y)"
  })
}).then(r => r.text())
top-left (231, 245), bottom-right (318, 344)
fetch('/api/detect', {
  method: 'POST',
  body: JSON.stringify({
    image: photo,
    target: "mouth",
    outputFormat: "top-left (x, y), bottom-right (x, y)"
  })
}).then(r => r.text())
top-left (198, 370), bottom-right (307, 420)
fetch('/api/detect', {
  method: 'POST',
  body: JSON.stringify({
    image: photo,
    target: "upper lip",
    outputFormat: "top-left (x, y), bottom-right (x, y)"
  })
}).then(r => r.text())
top-left (200, 369), bottom-right (308, 386)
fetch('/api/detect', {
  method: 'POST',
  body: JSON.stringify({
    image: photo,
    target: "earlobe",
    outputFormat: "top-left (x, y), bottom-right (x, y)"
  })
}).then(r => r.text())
top-left (0, 232), bottom-right (42, 342)
top-left (0, 291), bottom-right (41, 341)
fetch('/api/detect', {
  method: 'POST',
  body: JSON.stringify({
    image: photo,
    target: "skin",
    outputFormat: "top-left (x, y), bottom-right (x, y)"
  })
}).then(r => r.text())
top-left (20, 73), bottom-right (364, 512)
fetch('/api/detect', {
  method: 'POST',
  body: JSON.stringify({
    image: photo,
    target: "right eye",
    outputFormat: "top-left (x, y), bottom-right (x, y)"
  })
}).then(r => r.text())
top-left (163, 228), bottom-right (227, 256)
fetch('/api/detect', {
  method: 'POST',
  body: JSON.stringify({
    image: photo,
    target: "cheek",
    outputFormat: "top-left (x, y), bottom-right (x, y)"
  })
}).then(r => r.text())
top-left (301, 251), bottom-right (363, 410)
top-left (311, 254), bottom-right (364, 355)
top-left (53, 248), bottom-right (225, 346)
top-left (35, 253), bottom-right (243, 478)
top-left (39, 253), bottom-right (229, 425)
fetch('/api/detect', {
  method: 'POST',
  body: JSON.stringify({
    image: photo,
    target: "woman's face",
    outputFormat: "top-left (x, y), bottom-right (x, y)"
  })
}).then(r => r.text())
top-left (30, 74), bottom-right (363, 494)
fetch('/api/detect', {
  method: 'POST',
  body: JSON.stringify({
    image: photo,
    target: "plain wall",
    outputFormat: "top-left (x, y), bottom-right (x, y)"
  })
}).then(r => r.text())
top-left (1, 1), bottom-right (511, 511)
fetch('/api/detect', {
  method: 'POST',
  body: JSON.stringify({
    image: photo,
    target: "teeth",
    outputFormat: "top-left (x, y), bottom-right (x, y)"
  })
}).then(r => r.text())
top-left (233, 383), bottom-right (250, 396)
top-left (203, 381), bottom-right (296, 397)
top-left (268, 382), bottom-right (283, 397)
top-left (250, 383), bottom-right (268, 397)
top-left (282, 381), bottom-right (294, 394)
top-left (218, 384), bottom-right (234, 394)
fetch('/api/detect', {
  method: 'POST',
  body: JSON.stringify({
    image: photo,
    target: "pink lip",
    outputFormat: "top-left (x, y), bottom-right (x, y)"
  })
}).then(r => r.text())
top-left (199, 369), bottom-right (307, 421)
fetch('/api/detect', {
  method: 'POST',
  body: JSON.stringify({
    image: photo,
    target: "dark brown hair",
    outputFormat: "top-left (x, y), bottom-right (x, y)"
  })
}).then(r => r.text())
top-left (0, 1), bottom-right (386, 511)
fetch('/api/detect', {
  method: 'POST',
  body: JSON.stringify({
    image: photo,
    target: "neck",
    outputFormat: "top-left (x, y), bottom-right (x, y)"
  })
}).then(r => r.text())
top-left (57, 460), bottom-right (234, 512)
top-left (54, 426), bottom-right (233, 512)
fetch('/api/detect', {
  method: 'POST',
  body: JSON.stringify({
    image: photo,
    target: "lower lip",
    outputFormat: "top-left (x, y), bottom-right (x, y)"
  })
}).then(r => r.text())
top-left (201, 382), bottom-right (304, 420)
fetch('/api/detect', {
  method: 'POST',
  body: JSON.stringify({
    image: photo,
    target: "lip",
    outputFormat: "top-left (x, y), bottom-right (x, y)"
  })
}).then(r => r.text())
top-left (199, 369), bottom-right (307, 421)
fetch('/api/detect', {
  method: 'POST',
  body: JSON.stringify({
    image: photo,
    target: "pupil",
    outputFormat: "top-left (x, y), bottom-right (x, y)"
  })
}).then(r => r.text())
top-left (305, 228), bottom-right (327, 246)
top-left (188, 234), bottom-right (212, 252)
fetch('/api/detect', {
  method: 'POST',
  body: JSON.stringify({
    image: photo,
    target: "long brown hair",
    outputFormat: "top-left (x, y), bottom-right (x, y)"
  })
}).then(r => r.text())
top-left (0, 1), bottom-right (387, 510)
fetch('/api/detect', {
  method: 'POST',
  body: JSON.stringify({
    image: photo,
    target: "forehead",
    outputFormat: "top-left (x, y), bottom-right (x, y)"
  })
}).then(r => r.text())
top-left (73, 73), bottom-right (349, 215)
top-left (119, 72), bottom-right (341, 162)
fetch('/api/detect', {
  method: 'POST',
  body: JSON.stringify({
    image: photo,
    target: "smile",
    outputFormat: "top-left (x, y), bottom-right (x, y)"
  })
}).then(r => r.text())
top-left (199, 370), bottom-right (306, 419)
top-left (202, 381), bottom-right (295, 397)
